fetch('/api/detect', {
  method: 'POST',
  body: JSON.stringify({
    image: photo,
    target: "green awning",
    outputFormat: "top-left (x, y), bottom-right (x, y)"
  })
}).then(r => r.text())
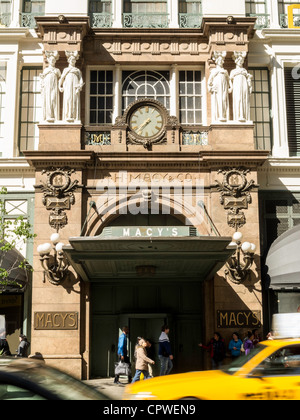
top-left (63, 234), bottom-right (233, 282)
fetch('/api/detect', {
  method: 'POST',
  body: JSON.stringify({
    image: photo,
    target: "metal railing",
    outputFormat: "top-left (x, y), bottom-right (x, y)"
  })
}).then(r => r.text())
top-left (21, 12), bottom-right (44, 28)
top-left (90, 12), bottom-right (113, 28)
top-left (247, 13), bottom-right (270, 29)
top-left (0, 13), bottom-right (11, 27)
top-left (179, 13), bottom-right (202, 28)
top-left (280, 13), bottom-right (300, 28)
top-left (123, 12), bottom-right (169, 28)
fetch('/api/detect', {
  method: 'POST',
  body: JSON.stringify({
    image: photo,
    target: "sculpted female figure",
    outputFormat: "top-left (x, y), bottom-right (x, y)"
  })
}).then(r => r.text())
top-left (208, 51), bottom-right (231, 123)
top-left (59, 51), bottom-right (84, 123)
top-left (40, 51), bottom-right (61, 123)
top-left (230, 51), bottom-right (253, 122)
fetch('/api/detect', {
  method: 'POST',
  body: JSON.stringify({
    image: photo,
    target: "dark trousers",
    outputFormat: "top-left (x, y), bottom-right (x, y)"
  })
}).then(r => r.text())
top-left (114, 356), bottom-right (132, 383)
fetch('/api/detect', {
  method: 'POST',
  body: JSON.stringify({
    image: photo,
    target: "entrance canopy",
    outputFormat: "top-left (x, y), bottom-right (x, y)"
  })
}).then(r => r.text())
top-left (266, 224), bottom-right (300, 290)
top-left (64, 230), bottom-right (233, 281)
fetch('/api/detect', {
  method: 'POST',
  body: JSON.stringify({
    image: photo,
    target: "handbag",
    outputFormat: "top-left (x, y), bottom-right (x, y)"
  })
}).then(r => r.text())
top-left (114, 361), bottom-right (131, 377)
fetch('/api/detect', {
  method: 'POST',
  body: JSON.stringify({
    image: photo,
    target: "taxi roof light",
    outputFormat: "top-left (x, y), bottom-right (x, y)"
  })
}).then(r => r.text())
top-left (272, 313), bottom-right (300, 339)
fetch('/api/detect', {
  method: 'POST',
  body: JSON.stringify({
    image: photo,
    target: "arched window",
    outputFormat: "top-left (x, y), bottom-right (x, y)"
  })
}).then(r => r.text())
top-left (122, 70), bottom-right (170, 112)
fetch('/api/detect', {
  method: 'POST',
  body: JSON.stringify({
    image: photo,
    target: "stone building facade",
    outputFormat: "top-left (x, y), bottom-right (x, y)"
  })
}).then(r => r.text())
top-left (0, 0), bottom-right (300, 379)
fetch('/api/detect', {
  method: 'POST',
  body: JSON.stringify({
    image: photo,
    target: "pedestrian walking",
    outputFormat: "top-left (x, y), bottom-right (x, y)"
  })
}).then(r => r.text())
top-left (199, 332), bottom-right (226, 370)
top-left (131, 338), bottom-right (155, 383)
top-left (158, 325), bottom-right (173, 376)
top-left (228, 332), bottom-right (243, 359)
top-left (146, 339), bottom-right (155, 378)
top-left (17, 334), bottom-right (30, 358)
top-left (114, 326), bottom-right (132, 385)
top-left (244, 331), bottom-right (254, 356)
top-left (252, 329), bottom-right (261, 347)
top-left (0, 328), bottom-right (11, 356)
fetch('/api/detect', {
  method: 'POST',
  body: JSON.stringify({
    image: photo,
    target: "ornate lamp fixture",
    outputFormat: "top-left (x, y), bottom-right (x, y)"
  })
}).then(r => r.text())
top-left (37, 233), bottom-right (69, 285)
top-left (225, 232), bottom-right (256, 284)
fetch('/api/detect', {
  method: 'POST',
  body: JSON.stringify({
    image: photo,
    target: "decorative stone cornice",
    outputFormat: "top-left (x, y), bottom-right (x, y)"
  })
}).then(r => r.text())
top-left (35, 16), bottom-right (90, 52)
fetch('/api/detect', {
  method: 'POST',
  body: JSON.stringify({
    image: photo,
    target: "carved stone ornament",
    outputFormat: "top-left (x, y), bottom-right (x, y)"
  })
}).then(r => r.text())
top-left (39, 167), bottom-right (79, 231)
top-left (216, 167), bottom-right (258, 230)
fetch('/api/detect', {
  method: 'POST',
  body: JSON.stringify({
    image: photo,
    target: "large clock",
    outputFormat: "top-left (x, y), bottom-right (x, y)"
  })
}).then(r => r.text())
top-left (129, 104), bottom-right (164, 138)
top-left (124, 99), bottom-right (167, 148)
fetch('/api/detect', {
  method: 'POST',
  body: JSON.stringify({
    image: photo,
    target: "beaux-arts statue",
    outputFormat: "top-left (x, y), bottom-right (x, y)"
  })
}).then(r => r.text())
top-left (40, 51), bottom-right (84, 124)
top-left (59, 51), bottom-right (84, 123)
top-left (209, 50), bottom-right (253, 124)
top-left (230, 51), bottom-right (253, 123)
top-left (40, 51), bottom-right (61, 123)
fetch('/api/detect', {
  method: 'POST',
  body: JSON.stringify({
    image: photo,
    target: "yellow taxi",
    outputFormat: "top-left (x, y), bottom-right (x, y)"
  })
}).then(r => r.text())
top-left (124, 337), bottom-right (300, 400)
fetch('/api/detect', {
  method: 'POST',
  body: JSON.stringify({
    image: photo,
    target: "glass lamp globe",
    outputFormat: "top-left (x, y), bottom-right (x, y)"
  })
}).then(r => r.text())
top-left (50, 233), bottom-right (60, 244)
top-left (55, 242), bottom-right (64, 253)
top-left (241, 242), bottom-right (252, 253)
top-left (232, 232), bottom-right (243, 242)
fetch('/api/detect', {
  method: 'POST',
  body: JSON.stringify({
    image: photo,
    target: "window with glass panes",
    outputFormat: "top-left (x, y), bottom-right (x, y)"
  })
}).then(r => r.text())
top-left (179, 70), bottom-right (202, 125)
top-left (260, 192), bottom-right (300, 252)
top-left (0, 0), bottom-right (11, 26)
top-left (179, 0), bottom-right (201, 13)
top-left (284, 67), bottom-right (300, 157)
top-left (278, 0), bottom-right (300, 27)
top-left (123, 0), bottom-right (168, 27)
top-left (179, 0), bottom-right (202, 27)
top-left (0, 62), bottom-right (7, 142)
top-left (245, 0), bottom-right (267, 15)
top-left (123, 0), bottom-right (167, 13)
top-left (89, 0), bottom-right (111, 13)
top-left (89, 70), bottom-right (113, 125)
top-left (249, 68), bottom-right (272, 151)
top-left (23, 0), bottom-right (45, 13)
top-left (19, 68), bottom-right (42, 153)
top-left (122, 70), bottom-right (170, 112)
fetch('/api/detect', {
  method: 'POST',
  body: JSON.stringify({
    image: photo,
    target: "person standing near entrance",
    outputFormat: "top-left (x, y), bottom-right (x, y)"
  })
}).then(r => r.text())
top-left (132, 338), bottom-right (155, 383)
top-left (114, 326), bottom-right (132, 385)
top-left (199, 332), bottom-right (226, 370)
top-left (158, 325), bottom-right (173, 376)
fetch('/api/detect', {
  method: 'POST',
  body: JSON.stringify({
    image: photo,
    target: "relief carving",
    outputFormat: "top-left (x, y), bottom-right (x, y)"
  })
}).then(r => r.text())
top-left (216, 168), bottom-right (258, 230)
top-left (39, 167), bottom-right (79, 231)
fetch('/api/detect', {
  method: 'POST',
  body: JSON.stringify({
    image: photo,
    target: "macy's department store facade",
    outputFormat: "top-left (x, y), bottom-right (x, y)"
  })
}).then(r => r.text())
top-left (24, 15), bottom-right (268, 379)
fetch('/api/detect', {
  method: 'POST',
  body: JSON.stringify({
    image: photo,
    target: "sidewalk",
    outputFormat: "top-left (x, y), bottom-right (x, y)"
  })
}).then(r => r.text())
top-left (85, 378), bottom-right (128, 400)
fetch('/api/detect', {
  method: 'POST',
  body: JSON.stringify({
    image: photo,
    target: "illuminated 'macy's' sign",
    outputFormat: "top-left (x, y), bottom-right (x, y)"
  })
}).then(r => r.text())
top-left (100, 226), bottom-right (199, 239)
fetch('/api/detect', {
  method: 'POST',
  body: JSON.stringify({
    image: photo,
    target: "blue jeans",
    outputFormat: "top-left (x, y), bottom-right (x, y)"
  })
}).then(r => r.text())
top-left (132, 369), bottom-right (150, 383)
top-left (159, 355), bottom-right (173, 376)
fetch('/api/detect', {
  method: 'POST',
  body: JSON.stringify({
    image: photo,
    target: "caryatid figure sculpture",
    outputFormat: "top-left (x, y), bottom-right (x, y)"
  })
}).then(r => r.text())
top-left (40, 51), bottom-right (61, 123)
top-left (208, 51), bottom-right (231, 123)
top-left (230, 51), bottom-right (253, 123)
top-left (59, 51), bottom-right (84, 123)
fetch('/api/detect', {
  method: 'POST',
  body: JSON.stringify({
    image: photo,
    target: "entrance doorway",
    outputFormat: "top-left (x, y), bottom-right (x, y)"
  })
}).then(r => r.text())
top-left (90, 281), bottom-right (204, 378)
top-left (129, 314), bottom-right (168, 377)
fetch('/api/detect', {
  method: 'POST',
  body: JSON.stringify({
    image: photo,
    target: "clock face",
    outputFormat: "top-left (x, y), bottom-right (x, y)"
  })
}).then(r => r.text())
top-left (129, 105), bottom-right (164, 138)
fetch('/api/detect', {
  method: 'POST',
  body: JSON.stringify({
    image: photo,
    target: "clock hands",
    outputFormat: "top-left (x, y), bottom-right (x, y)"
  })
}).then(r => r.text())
top-left (137, 118), bottom-right (151, 135)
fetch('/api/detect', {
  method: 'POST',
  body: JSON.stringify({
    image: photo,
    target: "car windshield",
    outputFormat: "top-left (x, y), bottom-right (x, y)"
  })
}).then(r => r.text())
top-left (222, 344), bottom-right (267, 375)
top-left (6, 360), bottom-right (107, 400)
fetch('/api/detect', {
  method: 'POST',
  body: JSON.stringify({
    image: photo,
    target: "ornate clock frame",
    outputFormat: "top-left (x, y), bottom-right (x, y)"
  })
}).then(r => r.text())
top-left (114, 98), bottom-right (178, 149)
